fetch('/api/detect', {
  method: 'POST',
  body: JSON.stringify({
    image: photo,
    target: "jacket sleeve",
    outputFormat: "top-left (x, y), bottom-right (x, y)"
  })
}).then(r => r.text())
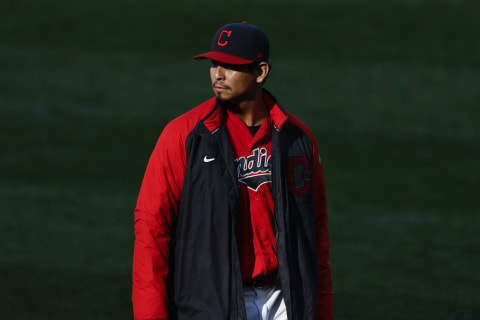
top-left (312, 140), bottom-right (333, 320)
top-left (132, 121), bottom-right (186, 320)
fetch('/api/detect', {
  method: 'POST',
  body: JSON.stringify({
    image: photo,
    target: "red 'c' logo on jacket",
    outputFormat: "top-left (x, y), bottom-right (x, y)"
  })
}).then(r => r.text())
top-left (287, 156), bottom-right (312, 195)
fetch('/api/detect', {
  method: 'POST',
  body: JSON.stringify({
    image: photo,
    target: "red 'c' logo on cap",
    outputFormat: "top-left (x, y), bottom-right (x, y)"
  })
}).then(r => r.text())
top-left (217, 30), bottom-right (232, 47)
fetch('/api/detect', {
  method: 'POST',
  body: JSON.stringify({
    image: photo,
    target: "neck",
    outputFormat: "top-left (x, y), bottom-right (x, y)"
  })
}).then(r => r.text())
top-left (227, 88), bottom-right (267, 126)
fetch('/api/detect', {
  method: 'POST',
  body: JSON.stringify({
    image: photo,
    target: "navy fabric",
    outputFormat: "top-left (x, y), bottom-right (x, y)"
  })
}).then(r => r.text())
top-left (247, 125), bottom-right (261, 137)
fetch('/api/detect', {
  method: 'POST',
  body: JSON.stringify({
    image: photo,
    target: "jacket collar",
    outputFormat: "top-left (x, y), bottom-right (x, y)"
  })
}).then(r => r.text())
top-left (202, 89), bottom-right (289, 133)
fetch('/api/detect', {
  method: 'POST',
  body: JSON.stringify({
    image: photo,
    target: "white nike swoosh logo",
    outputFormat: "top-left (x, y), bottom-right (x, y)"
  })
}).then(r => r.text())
top-left (203, 155), bottom-right (215, 163)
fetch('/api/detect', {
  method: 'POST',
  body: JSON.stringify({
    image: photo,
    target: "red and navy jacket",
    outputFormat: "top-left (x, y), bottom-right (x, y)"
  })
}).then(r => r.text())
top-left (133, 90), bottom-right (333, 320)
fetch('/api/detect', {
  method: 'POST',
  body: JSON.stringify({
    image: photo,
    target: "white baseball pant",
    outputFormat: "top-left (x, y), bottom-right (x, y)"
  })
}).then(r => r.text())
top-left (243, 280), bottom-right (288, 320)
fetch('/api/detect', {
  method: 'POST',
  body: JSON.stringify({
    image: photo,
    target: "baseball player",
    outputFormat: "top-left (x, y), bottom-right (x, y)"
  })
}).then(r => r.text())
top-left (132, 22), bottom-right (333, 320)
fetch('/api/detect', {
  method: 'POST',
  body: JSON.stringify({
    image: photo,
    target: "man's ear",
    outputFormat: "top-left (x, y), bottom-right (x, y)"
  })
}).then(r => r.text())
top-left (256, 62), bottom-right (270, 84)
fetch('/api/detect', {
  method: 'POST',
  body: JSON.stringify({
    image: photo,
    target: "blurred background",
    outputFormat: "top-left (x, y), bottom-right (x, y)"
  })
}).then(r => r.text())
top-left (1, 0), bottom-right (479, 319)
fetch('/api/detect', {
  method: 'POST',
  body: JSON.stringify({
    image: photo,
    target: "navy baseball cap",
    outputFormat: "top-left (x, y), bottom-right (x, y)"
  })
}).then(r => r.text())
top-left (194, 21), bottom-right (270, 65)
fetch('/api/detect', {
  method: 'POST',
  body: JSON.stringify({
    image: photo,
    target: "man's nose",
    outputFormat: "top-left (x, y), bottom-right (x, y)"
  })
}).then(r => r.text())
top-left (214, 65), bottom-right (226, 80)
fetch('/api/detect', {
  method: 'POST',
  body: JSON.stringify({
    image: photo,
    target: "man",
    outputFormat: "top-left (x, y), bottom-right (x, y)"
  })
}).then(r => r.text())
top-left (132, 22), bottom-right (332, 320)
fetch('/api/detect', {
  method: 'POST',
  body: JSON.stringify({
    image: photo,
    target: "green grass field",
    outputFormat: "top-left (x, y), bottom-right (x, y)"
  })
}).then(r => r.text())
top-left (1, 0), bottom-right (479, 319)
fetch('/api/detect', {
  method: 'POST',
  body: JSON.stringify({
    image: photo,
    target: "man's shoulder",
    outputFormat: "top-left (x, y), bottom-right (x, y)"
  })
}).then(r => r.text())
top-left (283, 112), bottom-right (322, 160)
top-left (163, 96), bottom-right (217, 137)
top-left (286, 112), bottom-right (316, 141)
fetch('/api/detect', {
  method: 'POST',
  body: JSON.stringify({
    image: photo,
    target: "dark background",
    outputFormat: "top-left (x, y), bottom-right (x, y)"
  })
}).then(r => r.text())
top-left (1, 0), bottom-right (479, 319)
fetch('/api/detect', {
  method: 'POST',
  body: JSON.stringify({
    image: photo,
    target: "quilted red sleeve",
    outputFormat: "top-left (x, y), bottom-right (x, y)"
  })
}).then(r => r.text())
top-left (132, 121), bottom-right (186, 320)
top-left (311, 139), bottom-right (333, 320)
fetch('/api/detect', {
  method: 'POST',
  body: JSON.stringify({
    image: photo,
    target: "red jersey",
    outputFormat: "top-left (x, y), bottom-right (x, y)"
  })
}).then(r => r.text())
top-left (225, 109), bottom-right (278, 281)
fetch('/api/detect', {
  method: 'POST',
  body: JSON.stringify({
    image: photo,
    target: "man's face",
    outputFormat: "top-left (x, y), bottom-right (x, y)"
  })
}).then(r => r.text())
top-left (210, 61), bottom-right (258, 104)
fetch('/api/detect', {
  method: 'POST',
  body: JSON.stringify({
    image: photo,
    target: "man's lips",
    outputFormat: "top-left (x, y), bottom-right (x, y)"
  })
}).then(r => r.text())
top-left (213, 81), bottom-right (230, 91)
top-left (214, 86), bottom-right (229, 92)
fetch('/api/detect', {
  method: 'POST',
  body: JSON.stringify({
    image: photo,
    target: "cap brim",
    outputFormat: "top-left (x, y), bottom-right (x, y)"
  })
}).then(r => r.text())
top-left (193, 51), bottom-right (254, 65)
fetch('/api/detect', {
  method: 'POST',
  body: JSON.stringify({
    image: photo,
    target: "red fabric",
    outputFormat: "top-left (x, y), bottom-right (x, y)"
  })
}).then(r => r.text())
top-left (225, 110), bottom-right (278, 281)
top-left (193, 51), bottom-right (254, 64)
